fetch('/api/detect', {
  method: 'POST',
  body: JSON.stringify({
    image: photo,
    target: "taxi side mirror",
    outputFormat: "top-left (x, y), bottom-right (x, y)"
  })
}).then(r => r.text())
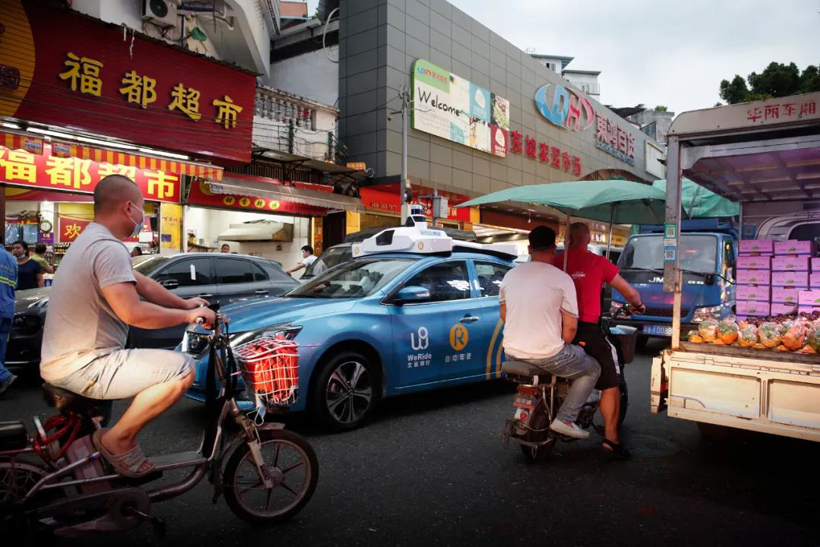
top-left (394, 286), bottom-right (431, 305)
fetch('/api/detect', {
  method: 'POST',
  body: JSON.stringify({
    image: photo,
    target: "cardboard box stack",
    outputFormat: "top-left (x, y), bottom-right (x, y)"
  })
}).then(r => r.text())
top-left (770, 240), bottom-right (817, 316)
top-left (736, 240), bottom-right (773, 321)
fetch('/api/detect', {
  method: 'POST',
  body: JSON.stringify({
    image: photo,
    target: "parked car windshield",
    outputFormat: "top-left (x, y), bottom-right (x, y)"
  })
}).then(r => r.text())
top-left (290, 258), bottom-right (414, 299)
top-left (132, 255), bottom-right (170, 276)
top-left (303, 246), bottom-right (351, 277)
top-left (620, 234), bottom-right (718, 274)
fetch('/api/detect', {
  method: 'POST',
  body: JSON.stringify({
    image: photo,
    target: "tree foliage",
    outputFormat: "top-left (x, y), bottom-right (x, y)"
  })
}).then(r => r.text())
top-left (654, 105), bottom-right (668, 112)
top-left (719, 62), bottom-right (820, 104)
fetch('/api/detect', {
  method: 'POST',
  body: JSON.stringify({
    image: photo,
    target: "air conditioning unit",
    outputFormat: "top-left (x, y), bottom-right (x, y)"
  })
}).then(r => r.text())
top-left (143, 0), bottom-right (178, 28)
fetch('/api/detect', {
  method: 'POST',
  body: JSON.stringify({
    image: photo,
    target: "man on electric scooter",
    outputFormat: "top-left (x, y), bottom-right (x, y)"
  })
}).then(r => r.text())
top-left (499, 226), bottom-right (601, 439)
top-left (40, 175), bottom-right (216, 478)
top-left (554, 222), bottom-right (645, 459)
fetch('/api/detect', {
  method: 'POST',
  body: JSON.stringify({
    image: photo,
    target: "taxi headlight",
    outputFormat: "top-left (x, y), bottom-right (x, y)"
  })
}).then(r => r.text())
top-left (692, 306), bottom-right (722, 323)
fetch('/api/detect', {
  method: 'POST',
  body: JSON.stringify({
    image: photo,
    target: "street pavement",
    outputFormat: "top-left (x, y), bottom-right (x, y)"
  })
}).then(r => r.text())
top-left (2, 341), bottom-right (819, 546)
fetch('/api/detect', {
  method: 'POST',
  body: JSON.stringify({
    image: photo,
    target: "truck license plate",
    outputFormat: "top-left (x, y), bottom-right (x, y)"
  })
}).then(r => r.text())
top-left (643, 325), bottom-right (673, 337)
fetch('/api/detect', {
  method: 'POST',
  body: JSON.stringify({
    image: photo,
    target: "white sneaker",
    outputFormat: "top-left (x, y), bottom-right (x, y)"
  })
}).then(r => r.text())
top-left (550, 419), bottom-right (590, 439)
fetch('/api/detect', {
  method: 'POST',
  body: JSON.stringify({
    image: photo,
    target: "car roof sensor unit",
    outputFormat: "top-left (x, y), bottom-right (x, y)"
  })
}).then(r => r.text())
top-left (353, 216), bottom-right (453, 257)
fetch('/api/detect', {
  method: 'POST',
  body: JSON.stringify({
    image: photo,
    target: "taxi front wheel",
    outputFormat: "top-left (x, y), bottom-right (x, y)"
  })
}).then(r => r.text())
top-left (311, 351), bottom-right (377, 431)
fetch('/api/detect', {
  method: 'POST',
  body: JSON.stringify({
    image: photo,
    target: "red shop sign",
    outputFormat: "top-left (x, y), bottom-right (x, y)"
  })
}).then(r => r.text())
top-left (359, 187), bottom-right (472, 222)
top-left (0, 1), bottom-right (255, 163)
top-left (58, 214), bottom-right (145, 243)
top-left (188, 179), bottom-right (329, 217)
top-left (0, 143), bottom-right (182, 202)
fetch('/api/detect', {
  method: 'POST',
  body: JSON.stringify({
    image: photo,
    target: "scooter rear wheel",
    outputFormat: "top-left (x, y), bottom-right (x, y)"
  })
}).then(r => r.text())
top-left (223, 429), bottom-right (319, 525)
top-left (519, 402), bottom-right (556, 462)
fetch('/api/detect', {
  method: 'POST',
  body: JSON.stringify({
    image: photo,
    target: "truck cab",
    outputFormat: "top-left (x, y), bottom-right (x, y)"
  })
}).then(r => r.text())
top-left (611, 220), bottom-right (737, 339)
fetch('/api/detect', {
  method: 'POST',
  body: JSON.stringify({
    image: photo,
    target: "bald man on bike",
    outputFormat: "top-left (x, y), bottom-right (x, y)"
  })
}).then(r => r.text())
top-left (41, 175), bottom-right (215, 478)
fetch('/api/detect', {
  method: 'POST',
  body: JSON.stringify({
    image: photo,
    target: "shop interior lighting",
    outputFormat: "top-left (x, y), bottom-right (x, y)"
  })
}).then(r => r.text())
top-left (137, 147), bottom-right (189, 160)
top-left (1, 122), bottom-right (21, 130)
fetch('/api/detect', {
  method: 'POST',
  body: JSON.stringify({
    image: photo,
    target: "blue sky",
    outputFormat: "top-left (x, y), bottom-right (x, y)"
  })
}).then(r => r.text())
top-left (308, 0), bottom-right (820, 116)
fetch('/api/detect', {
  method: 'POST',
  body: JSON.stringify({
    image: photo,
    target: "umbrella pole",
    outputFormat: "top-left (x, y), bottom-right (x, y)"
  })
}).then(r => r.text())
top-left (563, 212), bottom-right (571, 272)
top-left (606, 204), bottom-right (616, 261)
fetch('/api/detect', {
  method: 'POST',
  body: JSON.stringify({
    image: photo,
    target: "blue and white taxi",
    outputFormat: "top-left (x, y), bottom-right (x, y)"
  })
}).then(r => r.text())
top-left (182, 217), bottom-right (517, 430)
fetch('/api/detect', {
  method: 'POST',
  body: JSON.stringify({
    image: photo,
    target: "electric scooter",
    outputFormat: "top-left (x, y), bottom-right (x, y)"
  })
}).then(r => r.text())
top-left (0, 308), bottom-right (318, 537)
top-left (500, 305), bottom-right (637, 460)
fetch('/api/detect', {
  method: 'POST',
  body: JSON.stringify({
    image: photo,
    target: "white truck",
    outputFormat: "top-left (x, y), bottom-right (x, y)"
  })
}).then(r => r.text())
top-left (651, 91), bottom-right (820, 442)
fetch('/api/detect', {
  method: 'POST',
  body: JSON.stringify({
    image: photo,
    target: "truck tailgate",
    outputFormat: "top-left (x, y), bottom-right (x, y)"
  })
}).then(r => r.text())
top-left (652, 349), bottom-right (820, 442)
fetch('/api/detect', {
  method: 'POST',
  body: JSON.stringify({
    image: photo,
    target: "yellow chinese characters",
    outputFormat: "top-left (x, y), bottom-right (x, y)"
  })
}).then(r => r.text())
top-left (213, 95), bottom-right (243, 129)
top-left (46, 156), bottom-right (92, 189)
top-left (145, 170), bottom-right (177, 200)
top-left (168, 84), bottom-right (202, 121)
top-left (120, 71), bottom-right (157, 109)
top-left (0, 148), bottom-right (36, 183)
top-left (63, 223), bottom-right (83, 240)
top-left (98, 163), bottom-right (137, 180)
top-left (59, 53), bottom-right (104, 96)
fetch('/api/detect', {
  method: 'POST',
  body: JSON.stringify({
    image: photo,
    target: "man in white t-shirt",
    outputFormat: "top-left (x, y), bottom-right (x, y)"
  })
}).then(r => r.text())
top-left (286, 245), bottom-right (317, 276)
top-left (499, 226), bottom-right (601, 439)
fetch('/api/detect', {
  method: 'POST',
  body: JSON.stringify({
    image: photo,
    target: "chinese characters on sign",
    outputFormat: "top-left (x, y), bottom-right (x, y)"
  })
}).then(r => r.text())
top-left (746, 98), bottom-right (817, 123)
top-left (509, 130), bottom-right (583, 176)
top-left (594, 114), bottom-right (636, 166)
top-left (187, 179), bottom-right (328, 217)
top-left (0, 144), bottom-right (181, 202)
top-left (58, 51), bottom-right (240, 131)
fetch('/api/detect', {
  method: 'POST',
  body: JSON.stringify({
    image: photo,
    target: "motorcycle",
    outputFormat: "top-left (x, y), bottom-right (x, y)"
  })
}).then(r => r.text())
top-left (500, 305), bottom-right (638, 461)
top-left (0, 307), bottom-right (318, 537)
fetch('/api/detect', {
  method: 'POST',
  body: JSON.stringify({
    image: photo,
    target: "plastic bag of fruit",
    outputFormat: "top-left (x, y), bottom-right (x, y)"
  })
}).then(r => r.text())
top-left (737, 324), bottom-right (758, 348)
top-left (687, 330), bottom-right (704, 343)
top-left (697, 319), bottom-right (719, 342)
top-left (782, 319), bottom-right (808, 351)
top-left (758, 322), bottom-right (782, 349)
top-left (717, 318), bottom-right (739, 344)
top-left (806, 322), bottom-right (820, 352)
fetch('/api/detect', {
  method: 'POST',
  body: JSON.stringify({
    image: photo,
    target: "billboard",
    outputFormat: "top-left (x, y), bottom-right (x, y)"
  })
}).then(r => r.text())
top-left (411, 59), bottom-right (509, 158)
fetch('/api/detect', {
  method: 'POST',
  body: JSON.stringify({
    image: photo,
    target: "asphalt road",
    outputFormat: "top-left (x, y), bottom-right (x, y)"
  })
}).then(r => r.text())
top-left (3, 341), bottom-right (819, 546)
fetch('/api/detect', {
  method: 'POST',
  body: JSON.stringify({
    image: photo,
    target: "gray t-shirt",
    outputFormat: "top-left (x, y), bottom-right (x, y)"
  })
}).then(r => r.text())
top-left (40, 223), bottom-right (136, 382)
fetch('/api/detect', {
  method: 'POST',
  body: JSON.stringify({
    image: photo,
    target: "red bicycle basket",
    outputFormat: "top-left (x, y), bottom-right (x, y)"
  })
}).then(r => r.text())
top-left (233, 336), bottom-right (299, 407)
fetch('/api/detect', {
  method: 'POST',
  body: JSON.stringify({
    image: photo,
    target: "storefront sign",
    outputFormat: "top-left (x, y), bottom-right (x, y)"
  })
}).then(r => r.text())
top-left (0, 2), bottom-right (255, 162)
top-left (412, 59), bottom-right (510, 158)
top-left (359, 187), bottom-right (473, 222)
top-left (0, 143), bottom-right (182, 202)
top-left (534, 83), bottom-right (594, 132)
top-left (509, 129), bottom-right (582, 176)
top-left (188, 180), bottom-right (328, 217)
top-left (595, 114), bottom-right (636, 166)
top-left (160, 203), bottom-right (183, 251)
top-left (58, 215), bottom-right (90, 243)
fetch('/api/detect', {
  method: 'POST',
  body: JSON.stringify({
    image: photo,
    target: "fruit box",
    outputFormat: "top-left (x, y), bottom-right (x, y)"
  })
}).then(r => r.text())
top-left (812, 258), bottom-right (820, 272)
top-left (736, 256), bottom-right (771, 270)
top-left (798, 290), bottom-right (820, 306)
top-left (798, 306), bottom-right (820, 315)
top-left (739, 239), bottom-right (773, 254)
top-left (771, 303), bottom-right (798, 316)
top-left (771, 271), bottom-right (809, 287)
top-left (774, 240), bottom-right (816, 256)
top-left (736, 269), bottom-right (770, 285)
top-left (772, 255), bottom-right (810, 271)
top-left (771, 287), bottom-right (804, 303)
top-left (811, 273), bottom-right (820, 288)
top-left (736, 300), bottom-right (770, 317)
top-left (736, 285), bottom-right (770, 301)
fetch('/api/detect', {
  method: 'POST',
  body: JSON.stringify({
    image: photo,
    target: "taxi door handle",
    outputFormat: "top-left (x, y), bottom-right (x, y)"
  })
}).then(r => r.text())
top-left (460, 315), bottom-right (480, 324)
top-left (197, 293), bottom-right (214, 299)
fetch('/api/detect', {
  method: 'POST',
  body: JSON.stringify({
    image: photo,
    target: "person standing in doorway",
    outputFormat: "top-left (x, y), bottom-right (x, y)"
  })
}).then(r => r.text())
top-left (32, 243), bottom-right (55, 274)
top-left (0, 236), bottom-right (18, 395)
top-left (286, 245), bottom-right (317, 276)
top-left (12, 241), bottom-right (43, 290)
top-left (554, 222), bottom-right (644, 458)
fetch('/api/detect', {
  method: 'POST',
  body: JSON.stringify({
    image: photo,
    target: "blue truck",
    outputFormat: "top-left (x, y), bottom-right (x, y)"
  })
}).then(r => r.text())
top-left (610, 219), bottom-right (738, 342)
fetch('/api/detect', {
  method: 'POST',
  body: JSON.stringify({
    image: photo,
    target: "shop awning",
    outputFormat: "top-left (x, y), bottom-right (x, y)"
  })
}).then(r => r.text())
top-left (209, 177), bottom-right (365, 213)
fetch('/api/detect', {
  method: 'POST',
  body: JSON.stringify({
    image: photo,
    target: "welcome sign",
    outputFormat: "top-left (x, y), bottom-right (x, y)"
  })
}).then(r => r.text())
top-left (411, 59), bottom-right (510, 158)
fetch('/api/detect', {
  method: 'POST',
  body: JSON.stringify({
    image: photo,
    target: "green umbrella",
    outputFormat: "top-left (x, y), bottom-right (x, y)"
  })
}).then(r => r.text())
top-left (456, 179), bottom-right (666, 263)
top-left (652, 179), bottom-right (740, 219)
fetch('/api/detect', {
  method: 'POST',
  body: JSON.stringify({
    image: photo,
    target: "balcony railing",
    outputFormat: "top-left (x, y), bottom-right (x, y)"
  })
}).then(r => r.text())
top-left (253, 86), bottom-right (344, 163)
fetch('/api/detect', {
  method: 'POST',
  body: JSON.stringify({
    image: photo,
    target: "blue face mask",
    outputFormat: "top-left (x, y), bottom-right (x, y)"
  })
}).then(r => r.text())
top-left (127, 202), bottom-right (144, 238)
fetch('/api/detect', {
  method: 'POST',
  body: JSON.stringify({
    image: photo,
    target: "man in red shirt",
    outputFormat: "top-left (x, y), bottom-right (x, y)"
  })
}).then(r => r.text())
top-left (554, 222), bottom-right (644, 458)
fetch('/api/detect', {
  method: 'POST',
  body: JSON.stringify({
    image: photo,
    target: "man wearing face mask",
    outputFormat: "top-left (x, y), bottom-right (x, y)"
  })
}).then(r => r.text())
top-left (41, 175), bottom-right (216, 478)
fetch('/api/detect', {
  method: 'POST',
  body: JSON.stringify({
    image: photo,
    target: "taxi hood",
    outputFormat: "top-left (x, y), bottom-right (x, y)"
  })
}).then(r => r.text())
top-left (216, 296), bottom-right (358, 334)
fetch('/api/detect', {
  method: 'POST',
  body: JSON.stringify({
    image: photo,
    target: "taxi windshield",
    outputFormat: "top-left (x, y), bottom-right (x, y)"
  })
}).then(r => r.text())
top-left (290, 258), bottom-right (414, 299)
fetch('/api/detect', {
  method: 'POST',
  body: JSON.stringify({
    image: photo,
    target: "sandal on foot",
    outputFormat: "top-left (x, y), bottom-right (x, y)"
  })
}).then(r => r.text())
top-left (92, 429), bottom-right (155, 478)
top-left (602, 438), bottom-right (632, 460)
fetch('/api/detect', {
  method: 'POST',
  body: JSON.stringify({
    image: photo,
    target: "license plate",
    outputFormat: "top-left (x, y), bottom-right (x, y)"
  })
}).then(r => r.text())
top-left (513, 395), bottom-right (535, 409)
top-left (643, 325), bottom-right (673, 337)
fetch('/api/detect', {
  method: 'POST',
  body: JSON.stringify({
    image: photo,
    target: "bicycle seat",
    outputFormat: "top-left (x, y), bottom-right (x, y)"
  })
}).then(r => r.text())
top-left (501, 360), bottom-right (554, 380)
top-left (42, 383), bottom-right (101, 414)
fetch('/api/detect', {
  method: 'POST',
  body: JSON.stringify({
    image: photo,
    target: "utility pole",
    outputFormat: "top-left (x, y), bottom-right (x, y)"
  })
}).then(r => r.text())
top-left (400, 85), bottom-right (410, 224)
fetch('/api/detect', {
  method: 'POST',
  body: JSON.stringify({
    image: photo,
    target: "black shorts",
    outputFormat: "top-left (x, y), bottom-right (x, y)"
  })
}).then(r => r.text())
top-left (573, 321), bottom-right (619, 390)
